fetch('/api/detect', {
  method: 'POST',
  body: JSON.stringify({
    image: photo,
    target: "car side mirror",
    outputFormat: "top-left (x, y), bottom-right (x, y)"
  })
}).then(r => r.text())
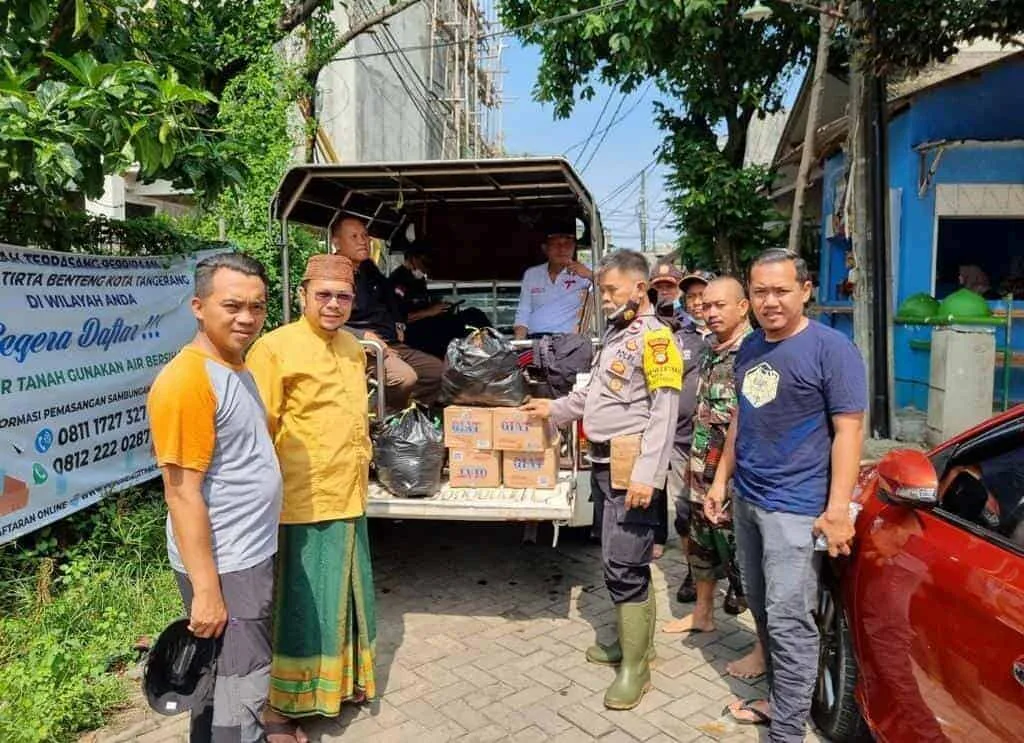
top-left (876, 449), bottom-right (939, 508)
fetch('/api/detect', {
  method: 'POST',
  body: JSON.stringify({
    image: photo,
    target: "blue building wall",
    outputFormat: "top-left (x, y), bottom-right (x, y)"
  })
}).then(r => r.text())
top-left (815, 152), bottom-right (854, 338)
top-left (816, 56), bottom-right (1024, 412)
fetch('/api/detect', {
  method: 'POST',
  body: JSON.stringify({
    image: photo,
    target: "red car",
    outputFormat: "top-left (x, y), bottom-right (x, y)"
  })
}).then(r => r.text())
top-left (812, 407), bottom-right (1024, 742)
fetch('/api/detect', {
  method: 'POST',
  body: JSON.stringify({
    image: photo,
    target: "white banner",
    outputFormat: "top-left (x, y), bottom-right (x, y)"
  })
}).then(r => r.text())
top-left (0, 244), bottom-right (212, 544)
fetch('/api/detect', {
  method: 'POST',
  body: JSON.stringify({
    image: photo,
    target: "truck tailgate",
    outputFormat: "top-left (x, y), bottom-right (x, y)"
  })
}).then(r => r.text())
top-left (367, 472), bottom-right (574, 521)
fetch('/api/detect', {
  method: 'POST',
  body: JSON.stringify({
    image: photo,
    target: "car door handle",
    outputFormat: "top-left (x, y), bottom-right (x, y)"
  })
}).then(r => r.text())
top-left (1014, 658), bottom-right (1024, 687)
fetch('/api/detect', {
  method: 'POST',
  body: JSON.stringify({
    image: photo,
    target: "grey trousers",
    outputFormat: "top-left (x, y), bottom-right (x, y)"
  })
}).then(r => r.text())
top-left (666, 452), bottom-right (691, 537)
top-left (175, 557), bottom-right (274, 743)
top-left (734, 497), bottom-right (821, 743)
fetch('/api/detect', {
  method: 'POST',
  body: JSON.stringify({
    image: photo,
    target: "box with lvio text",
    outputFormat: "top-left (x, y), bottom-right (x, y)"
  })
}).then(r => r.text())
top-left (448, 448), bottom-right (502, 487)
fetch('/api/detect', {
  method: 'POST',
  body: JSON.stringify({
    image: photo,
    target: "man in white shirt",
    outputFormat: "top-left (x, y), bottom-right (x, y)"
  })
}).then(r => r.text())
top-left (513, 219), bottom-right (593, 340)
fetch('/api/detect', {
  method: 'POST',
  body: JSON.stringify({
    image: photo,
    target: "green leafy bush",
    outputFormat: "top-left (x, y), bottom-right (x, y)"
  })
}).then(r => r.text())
top-left (0, 490), bottom-right (180, 743)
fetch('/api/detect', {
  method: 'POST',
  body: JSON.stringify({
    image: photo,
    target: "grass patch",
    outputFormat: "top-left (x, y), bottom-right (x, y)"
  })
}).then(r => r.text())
top-left (0, 489), bottom-right (181, 743)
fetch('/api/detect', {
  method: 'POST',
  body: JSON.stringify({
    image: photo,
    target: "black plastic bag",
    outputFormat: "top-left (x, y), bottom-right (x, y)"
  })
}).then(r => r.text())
top-left (440, 327), bottom-right (529, 407)
top-left (372, 405), bottom-right (444, 498)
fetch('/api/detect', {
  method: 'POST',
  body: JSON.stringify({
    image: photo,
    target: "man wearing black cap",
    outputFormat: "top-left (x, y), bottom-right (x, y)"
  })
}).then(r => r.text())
top-left (513, 217), bottom-right (592, 340)
top-left (680, 269), bottom-right (715, 330)
top-left (391, 240), bottom-right (491, 358)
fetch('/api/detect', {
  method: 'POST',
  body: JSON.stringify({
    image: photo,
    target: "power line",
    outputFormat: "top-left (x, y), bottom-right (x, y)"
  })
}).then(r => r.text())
top-left (601, 182), bottom-right (643, 217)
top-left (328, 0), bottom-right (630, 64)
top-left (364, 27), bottom-right (445, 144)
top-left (578, 91), bottom-right (630, 174)
top-left (569, 88), bottom-right (616, 165)
top-left (563, 80), bottom-right (652, 158)
top-left (598, 156), bottom-right (658, 207)
top-left (599, 171), bottom-right (643, 207)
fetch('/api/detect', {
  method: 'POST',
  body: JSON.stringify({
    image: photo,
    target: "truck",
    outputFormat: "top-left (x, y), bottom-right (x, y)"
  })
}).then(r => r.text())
top-left (270, 158), bottom-right (605, 544)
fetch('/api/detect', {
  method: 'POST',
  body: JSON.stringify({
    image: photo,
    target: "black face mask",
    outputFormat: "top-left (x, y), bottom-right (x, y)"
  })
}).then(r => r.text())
top-left (607, 296), bottom-right (642, 329)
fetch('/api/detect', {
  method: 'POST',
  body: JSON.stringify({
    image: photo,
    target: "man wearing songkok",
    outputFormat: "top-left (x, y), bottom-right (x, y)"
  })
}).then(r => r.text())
top-left (247, 253), bottom-right (376, 742)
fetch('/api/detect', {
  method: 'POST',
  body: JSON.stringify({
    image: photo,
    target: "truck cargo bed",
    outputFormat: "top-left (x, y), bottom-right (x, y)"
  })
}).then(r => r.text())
top-left (366, 472), bottom-right (574, 522)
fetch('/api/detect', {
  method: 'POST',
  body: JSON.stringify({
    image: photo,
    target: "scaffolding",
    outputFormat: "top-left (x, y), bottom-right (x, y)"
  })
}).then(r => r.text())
top-left (313, 0), bottom-right (504, 163)
top-left (427, 0), bottom-right (504, 158)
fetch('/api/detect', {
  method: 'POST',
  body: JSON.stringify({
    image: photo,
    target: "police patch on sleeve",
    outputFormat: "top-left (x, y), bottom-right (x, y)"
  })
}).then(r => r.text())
top-left (642, 328), bottom-right (682, 391)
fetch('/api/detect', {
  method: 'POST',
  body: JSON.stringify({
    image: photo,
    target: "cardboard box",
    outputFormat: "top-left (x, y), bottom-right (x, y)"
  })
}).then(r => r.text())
top-left (448, 448), bottom-right (502, 488)
top-left (443, 406), bottom-right (494, 450)
top-left (502, 448), bottom-right (559, 489)
top-left (491, 409), bottom-right (551, 451)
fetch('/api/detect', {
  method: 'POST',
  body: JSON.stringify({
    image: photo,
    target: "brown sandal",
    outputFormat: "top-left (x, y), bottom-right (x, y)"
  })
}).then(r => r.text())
top-left (265, 721), bottom-right (309, 743)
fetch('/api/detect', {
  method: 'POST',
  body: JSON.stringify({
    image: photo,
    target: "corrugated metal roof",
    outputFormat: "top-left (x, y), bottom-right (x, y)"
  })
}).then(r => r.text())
top-left (888, 41), bottom-right (1022, 100)
top-left (768, 42), bottom-right (1023, 175)
top-left (745, 110), bottom-right (789, 168)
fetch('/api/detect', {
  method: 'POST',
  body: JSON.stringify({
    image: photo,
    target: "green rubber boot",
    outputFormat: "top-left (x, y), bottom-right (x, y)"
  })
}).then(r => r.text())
top-left (585, 638), bottom-right (622, 666)
top-left (585, 598), bottom-right (658, 667)
top-left (603, 592), bottom-right (654, 710)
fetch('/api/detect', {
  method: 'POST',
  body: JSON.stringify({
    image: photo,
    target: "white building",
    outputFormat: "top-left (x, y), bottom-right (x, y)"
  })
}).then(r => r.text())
top-left (86, 0), bottom-right (504, 220)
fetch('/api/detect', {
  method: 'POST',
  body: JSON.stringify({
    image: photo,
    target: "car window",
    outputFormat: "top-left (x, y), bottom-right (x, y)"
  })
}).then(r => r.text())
top-left (938, 432), bottom-right (1024, 548)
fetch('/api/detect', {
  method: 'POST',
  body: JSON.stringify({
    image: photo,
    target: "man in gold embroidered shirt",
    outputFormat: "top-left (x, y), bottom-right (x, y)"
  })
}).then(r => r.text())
top-left (247, 254), bottom-right (375, 742)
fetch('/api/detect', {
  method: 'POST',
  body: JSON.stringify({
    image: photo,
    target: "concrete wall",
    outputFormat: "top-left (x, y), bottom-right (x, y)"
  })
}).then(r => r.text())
top-left (815, 56), bottom-right (1024, 412)
top-left (319, 2), bottom-right (445, 163)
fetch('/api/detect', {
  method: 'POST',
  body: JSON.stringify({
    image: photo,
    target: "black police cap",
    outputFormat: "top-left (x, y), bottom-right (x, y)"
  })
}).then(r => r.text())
top-left (143, 618), bottom-right (219, 716)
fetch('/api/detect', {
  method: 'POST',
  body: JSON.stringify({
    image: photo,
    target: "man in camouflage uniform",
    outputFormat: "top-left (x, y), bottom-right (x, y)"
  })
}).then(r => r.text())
top-left (663, 277), bottom-right (753, 637)
top-left (523, 249), bottom-right (680, 711)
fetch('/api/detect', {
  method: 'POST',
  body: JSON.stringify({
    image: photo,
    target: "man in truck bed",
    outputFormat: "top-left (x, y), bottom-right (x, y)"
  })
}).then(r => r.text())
top-left (331, 216), bottom-right (442, 408)
top-left (513, 218), bottom-right (593, 340)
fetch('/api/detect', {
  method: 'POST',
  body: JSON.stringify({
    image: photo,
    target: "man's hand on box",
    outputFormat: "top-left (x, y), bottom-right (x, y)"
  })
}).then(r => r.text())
top-left (519, 398), bottom-right (552, 420)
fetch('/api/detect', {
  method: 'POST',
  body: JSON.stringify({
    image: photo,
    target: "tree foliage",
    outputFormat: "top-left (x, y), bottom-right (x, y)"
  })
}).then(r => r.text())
top-left (871, 0), bottom-right (1024, 76)
top-left (664, 137), bottom-right (783, 271)
top-left (501, 0), bottom-right (816, 274)
top-left (0, 0), bottom-right (282, 205)
top-left (0, 0), bottom-right (420, 210)
top-left (180, 49), bottom-right (321, 329)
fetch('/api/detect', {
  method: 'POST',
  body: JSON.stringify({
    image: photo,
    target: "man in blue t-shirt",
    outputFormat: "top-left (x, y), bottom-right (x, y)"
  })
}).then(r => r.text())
top-left (703, 249), bottom-right (867, 741)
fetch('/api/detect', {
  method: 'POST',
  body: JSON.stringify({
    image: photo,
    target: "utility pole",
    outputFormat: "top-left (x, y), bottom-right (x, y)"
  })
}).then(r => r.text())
top-left (847, 0), bottom-right (891, 438)
top-left (848, 0), bottom-right (873, 435)
top-left (638, 170), bottom-right (649, 252)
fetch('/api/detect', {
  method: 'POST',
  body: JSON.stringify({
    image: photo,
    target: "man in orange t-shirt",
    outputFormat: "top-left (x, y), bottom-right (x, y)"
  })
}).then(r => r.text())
top-left (148, 253), bottom-right (282, 743)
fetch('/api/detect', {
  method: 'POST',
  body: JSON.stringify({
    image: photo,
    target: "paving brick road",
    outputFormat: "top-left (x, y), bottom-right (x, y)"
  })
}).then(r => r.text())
top-left (87, 519), bottom-right (829, 743)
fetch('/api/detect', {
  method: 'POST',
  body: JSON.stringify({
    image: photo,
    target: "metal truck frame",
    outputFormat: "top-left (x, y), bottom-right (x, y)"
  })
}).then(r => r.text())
top-left (270, 158), bottom-right (605, 544)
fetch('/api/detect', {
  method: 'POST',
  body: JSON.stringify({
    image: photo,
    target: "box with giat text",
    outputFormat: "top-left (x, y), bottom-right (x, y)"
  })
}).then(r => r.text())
top-left (502, 448), bottom-right (559, 489)
top-left (443, 406), bottom-right (494, 450)
top-left (491, 409), bottom-right (551, 451)
top-left (448, 448), bottom-right (502, 488)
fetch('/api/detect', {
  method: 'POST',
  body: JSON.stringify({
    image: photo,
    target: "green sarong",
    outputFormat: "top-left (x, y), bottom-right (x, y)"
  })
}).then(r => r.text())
top-left (269, 516), bottom-right (376, 717)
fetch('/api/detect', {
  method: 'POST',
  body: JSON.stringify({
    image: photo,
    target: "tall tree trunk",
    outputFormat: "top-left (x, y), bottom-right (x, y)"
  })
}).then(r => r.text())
top-left (847, 0), bottom-right (873, 434)
top-left (788, 9), bottom-right (833, 254)
top-left (715, 232), bottom-right (741, 277)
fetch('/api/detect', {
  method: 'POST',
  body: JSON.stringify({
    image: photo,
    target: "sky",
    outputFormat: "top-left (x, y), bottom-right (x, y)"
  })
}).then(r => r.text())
top-left (500, 41), bottom-right (805, 253)
top-left (500, 42), bottom-right (674, 252)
